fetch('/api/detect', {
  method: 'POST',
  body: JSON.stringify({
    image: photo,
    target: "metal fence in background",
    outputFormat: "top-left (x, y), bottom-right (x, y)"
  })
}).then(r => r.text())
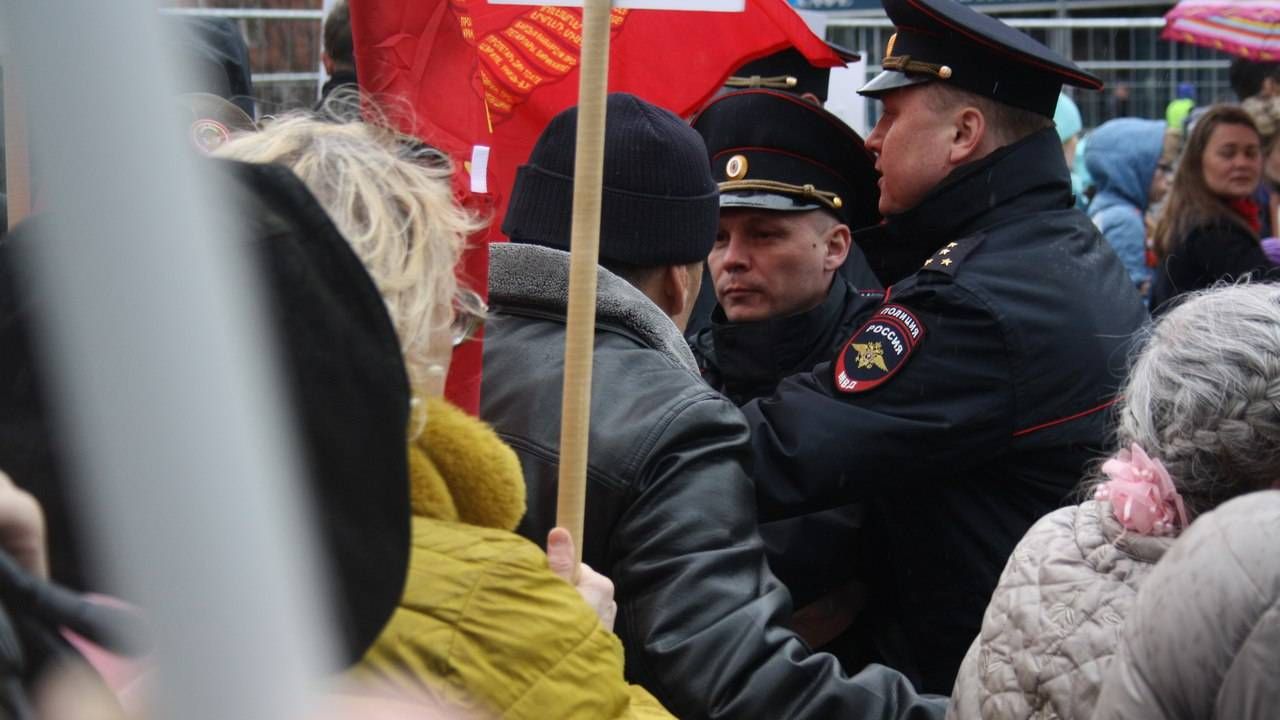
top-left (159, 4), bottom-right (330, 115)
top-left (825, 16), bottom-right (1233, 131)
top-left (154, 8), bottom-right (1235, 129)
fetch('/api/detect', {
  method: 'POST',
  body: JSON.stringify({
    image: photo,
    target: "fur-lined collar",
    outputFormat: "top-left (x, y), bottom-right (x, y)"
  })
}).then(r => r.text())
top-left (407, 397), bottom-right (525, 532)
top-left (487, 243), bottom-right (698, 373)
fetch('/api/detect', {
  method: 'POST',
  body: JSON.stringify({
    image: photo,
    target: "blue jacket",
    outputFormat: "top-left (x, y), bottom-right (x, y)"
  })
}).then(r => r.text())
top-left (1085, 118), bottom-right (1165, 289)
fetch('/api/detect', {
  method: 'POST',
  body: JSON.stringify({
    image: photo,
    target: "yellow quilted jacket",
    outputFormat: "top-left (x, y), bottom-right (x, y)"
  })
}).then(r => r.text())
top-left (354, 398), bottom-right (671, 720)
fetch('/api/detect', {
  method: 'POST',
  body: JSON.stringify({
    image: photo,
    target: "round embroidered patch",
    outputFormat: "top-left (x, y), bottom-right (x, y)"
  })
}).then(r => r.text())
top-left (834, 304), bottom-right (926, 393)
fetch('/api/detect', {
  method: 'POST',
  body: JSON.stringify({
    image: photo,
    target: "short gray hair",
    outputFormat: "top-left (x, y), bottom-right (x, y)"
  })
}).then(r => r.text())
top-left (1110, 283), bottom-right (1280, 516)
top-left (923, 83), bottom-right (1054, 147)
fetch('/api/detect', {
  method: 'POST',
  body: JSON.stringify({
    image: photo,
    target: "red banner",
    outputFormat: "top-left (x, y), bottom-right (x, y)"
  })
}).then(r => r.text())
top-left (350, 0), bottom-right (838, 412)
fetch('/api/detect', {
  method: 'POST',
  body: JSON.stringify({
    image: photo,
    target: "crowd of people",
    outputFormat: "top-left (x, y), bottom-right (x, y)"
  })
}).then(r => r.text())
top-left (2, 0), bottom-right (1279, 717)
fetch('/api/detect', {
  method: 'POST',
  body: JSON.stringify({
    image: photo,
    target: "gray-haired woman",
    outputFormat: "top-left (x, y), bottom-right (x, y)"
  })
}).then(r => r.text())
top-left (948, 283), bottom-right (1280, 720)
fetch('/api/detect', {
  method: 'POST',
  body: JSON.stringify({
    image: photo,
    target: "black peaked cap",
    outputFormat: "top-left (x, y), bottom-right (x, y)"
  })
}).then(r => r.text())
top-left (859, 0), bottom-right (1102, 117)
top-left (725, 43), bottom-right (861, 103)
top-left (691, 89), bottom-right (881, 230)
top-left (0, 160), bottom-right (411, 668)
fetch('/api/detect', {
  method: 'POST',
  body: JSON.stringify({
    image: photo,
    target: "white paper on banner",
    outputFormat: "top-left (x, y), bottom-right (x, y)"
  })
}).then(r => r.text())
top-left (470, 145), bottom-right (491, 194)
top-left (824, 58), bottom-right (868, 137)
top-left (488, 0), bottom-right (744, 10)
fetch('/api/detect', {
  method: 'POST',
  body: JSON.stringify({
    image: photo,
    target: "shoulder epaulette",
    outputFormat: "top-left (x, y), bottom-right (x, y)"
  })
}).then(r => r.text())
top-left (919, 234), bottom-right (985, 276)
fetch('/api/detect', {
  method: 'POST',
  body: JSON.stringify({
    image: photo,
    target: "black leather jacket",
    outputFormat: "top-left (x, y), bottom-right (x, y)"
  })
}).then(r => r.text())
top-left (744, 129), bottom-right (1150, 694)
top-left (481, 243), bottom-right (945, 720)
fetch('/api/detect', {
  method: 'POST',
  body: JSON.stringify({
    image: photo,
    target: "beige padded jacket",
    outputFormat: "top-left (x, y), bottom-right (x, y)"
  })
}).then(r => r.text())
top-left (947, 500), bottom-right (1173, 720)
top-left (1094, 490), bottom-right (1280, 720)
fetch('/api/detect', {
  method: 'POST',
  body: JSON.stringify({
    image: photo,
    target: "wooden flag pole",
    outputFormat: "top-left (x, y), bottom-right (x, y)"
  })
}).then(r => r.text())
top-left (555, 0), bottom-right (612, 571)
top-left (484, 0), bottom-right (743, 567)
top-left (3, 60), bottom-right (31, 231)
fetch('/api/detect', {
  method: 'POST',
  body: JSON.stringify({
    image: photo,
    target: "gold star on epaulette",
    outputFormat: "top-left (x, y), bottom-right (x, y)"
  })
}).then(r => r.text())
top-left (923, 238), bottom-right (979, 274)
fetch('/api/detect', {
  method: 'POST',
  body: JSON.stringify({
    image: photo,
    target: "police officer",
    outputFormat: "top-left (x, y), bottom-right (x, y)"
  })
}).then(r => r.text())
top-left (687, 91), bottom-right (881, 645)
top-left (689, 90), bottom-right (882, 405)
top-left (742, 0), bottom-right (1148, 695)
top-left (685, 44), bottom-right (880, 337)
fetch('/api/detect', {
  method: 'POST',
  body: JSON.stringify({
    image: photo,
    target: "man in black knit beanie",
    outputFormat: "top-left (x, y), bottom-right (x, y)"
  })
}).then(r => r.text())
top-left (480, 92), bottom-right (943, 720)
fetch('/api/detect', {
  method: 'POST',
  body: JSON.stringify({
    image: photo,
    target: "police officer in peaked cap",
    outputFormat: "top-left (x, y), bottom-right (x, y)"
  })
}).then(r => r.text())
top-left (686, 42), bottom-right (873, 337)
top-left (738, 0), bottom-right (1149, 695)
top-left (690, 89), bottom-right (882, 405)
top-left (688, 89), bottom-right (884, 648)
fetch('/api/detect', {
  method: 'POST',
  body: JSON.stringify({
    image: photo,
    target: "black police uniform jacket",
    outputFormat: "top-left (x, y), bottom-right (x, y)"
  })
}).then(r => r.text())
top-left (481, 242), bottom-right (945, 720)
top-left (742, 128), bottom-right (1149, 695)
top-left (691, 276), bottom-right (877, 611)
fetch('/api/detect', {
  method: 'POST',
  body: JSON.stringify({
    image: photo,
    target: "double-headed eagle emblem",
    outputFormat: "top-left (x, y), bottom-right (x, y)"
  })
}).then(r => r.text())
top-left (851, 341), bottom-right (888, 372)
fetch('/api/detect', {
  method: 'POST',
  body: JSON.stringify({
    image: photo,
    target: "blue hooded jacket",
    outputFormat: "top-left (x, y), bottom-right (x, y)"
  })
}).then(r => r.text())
top-left (1085, 118), bottom-right (1165, 290)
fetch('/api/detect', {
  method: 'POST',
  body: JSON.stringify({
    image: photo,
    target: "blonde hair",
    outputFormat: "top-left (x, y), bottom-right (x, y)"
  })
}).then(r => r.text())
top-left (216, 113), bottom-right (483, 391)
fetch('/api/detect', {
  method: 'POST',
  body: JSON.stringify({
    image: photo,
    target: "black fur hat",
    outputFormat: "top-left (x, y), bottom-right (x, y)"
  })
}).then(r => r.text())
top-left (0, 160), bottom-right (411, 667)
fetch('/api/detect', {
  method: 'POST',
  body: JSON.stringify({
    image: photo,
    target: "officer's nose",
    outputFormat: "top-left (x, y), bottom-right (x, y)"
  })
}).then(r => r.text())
top-left (865, 121), bottom-right (885, 156)
top-left (719, 233), bottom-right (750, 273)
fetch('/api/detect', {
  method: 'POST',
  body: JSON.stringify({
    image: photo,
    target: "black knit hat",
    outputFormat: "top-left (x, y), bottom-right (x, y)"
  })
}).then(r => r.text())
top-left (503, 93), bottom-right (719, 267)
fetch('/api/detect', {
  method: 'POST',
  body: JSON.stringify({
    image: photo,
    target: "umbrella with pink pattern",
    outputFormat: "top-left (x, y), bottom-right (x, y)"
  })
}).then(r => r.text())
top-left (1163, 0), bottom-right (1280, 61)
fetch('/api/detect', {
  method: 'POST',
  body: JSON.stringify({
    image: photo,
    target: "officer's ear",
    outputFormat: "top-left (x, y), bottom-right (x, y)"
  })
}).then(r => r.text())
top-left (822, 222), bottom-right (851, 272)
top-left (949, 105), bottom-right (988, 165)
top-left (658, 261), bottom-right (703, 332)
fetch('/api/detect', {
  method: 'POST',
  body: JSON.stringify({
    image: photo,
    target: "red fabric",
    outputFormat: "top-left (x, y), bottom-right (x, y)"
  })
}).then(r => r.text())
top-left (1230, 196), bottom-right (1263, 236)
top-left (350, 0), bottom-right (836, 413)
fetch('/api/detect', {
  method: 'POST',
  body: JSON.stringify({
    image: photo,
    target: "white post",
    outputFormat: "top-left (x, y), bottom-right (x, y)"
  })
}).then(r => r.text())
top-left (7, 2), bottom-right (337, 718)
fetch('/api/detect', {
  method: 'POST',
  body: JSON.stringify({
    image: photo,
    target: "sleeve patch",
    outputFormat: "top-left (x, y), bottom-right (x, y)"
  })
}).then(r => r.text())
top-left (834, 304), bottom-right (926, 394)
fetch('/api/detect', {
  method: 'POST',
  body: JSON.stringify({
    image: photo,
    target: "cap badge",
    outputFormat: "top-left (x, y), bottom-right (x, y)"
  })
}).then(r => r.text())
top-left (726, 155), bottom-right (749, 180)
top-left (885, 33), bottom-right (897, 59)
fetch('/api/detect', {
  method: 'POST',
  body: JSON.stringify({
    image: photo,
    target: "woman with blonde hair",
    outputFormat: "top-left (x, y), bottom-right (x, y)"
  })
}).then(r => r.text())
top-left (949, 283), bottom-right (1280, 720)
top-left (217, 115), bottom-right (669, 719)
top-left (1149, 104), bottom-right (1279, 313)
